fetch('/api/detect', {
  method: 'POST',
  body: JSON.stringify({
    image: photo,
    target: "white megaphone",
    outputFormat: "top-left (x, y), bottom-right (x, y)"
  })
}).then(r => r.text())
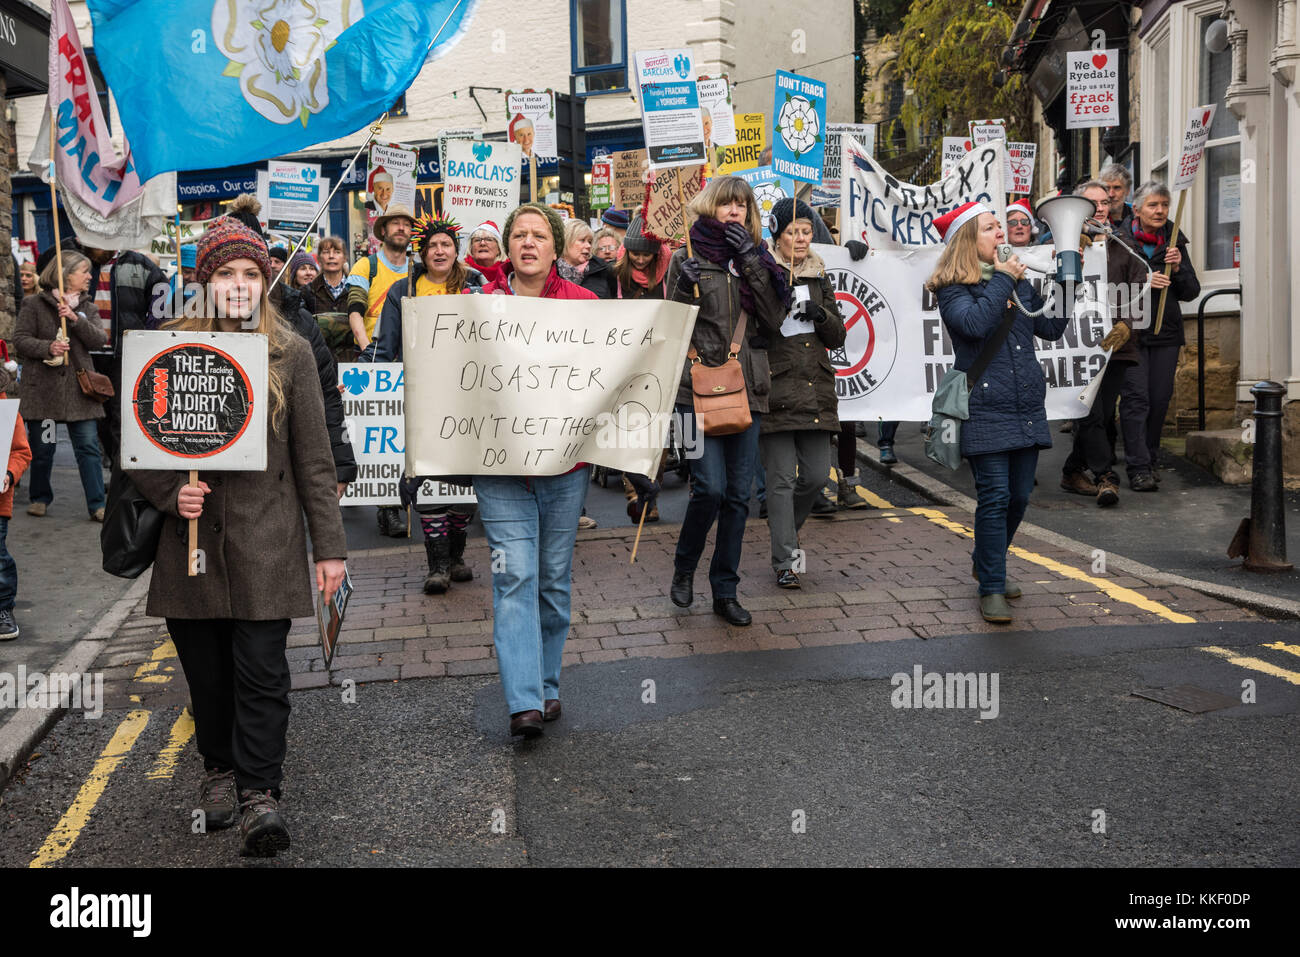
top-left (1032, 194), bottom-right (1097, 284)
top-left (1011, 244), bottom-right (1057, 274)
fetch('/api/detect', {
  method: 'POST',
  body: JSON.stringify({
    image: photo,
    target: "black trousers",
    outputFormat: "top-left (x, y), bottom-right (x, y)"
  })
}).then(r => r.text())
top-left (1063, 361), bottom-right (1139, 480)
top-left (168, 617), bottom-right (292, 795)
top-left (1121, 343), bottom-right (1180, 475)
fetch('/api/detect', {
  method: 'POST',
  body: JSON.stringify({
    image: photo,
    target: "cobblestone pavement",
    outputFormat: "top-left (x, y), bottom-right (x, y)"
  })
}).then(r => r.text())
top-left (89, 497), bottom-right (1261, 712)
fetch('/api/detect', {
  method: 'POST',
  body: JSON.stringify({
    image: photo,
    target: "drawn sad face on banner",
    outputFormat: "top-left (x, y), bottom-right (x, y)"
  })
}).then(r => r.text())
top-left (826, 268), bottom-right (898, 400)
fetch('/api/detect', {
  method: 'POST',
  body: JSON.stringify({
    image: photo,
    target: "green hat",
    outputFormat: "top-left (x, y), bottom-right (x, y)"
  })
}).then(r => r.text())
top-left (501, 203), bottom-right (567, 258)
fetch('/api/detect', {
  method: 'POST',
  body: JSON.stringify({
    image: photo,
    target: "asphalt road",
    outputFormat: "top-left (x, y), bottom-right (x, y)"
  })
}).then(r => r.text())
top-left (4, 617), bottom-right (1296, 867)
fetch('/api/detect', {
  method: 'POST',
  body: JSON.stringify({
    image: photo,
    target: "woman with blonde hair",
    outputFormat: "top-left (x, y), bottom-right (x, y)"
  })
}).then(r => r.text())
top-left (14, 250), bottom-right (107, 519)
top-left (928, 202), bottom-right (1068, 624)
top-left (557, 218), bottom-right (616, 298)
top-left (665, 175), bottom-right (789, 625)
top-left (127, 217), bottom-right (347, 857)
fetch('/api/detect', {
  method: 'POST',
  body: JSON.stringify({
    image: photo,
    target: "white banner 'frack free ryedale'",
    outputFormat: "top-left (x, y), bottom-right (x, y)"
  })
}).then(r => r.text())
top-left (403, 296), bottom-right (699, 478)
top-left (840, 137), bottom-right (1008, 250)
top-left (817, 243), bottom-right (1113, 423)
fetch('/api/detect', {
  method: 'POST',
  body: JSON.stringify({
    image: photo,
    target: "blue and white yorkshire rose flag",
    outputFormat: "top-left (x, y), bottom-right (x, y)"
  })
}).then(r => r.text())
top-left (85, 0), bottom-right (479, 180)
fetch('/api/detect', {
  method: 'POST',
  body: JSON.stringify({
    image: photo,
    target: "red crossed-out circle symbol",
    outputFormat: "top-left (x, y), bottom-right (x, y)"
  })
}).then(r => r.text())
top-left (834, 290), bottom-right (875, 377)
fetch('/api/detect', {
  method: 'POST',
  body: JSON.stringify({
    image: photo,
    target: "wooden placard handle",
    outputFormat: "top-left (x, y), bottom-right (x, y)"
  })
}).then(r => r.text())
top-left (675, 168), bottom-right (699, 298)
top-left (1152, 191), bottom-right (1186, 337)
top-left (187, 469), bottom-right (199, 577)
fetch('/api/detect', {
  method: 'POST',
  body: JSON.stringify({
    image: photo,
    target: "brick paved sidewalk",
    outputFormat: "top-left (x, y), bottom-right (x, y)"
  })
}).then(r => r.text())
top-left (86, 501), bottom-right (1262, 709)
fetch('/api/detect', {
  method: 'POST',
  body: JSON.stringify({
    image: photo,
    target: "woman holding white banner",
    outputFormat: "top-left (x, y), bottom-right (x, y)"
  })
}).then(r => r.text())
top-left (760, 199), bottom-right (846, 589)
top-left (477, 202), bottom-right (597, 739)
top-left (127, 218), bottom-right (347, 857)
top-left (375, 214), bottom-right (485, 595)
top-left (928, 202), bottom-right (1068, 625)
top-left (666, 175), bottom-right (790, 627)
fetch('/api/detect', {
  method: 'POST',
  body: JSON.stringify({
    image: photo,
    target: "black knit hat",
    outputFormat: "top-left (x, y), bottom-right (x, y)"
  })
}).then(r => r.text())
top-left (768, 197), bottom-right (817, 240)
top-left (601, 209), bottom-right (630, 229)
top-left (621, 214), bottom-right (659, 254)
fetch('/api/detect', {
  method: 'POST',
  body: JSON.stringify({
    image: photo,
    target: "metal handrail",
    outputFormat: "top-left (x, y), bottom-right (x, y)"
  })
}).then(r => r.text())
top-left (1196, 286), bottom-right (1242, 432)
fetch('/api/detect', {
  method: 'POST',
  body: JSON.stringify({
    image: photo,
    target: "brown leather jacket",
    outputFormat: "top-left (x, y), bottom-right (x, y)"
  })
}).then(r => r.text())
top-left (666, 245), bottom-right (787, 414)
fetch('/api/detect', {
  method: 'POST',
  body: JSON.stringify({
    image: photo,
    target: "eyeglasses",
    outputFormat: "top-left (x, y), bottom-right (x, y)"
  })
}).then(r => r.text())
top-left (1006, 217), bottom-right (1031, 227)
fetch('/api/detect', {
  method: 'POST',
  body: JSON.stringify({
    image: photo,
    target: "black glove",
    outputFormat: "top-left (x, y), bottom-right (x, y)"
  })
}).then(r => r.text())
top-left (723, 221), bottom-right (756, 256)
top-left (845, 240), bottom-right (869, 262)
top-left (790, 296), bottom-right (822, 322)
top-left (398, 474), bottom-right (422, 510)
top-left (676, 257), bottom-right (702, 292)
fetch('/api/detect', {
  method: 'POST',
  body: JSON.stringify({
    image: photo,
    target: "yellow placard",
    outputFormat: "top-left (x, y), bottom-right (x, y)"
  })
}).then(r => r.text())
top-left (715, 113), bottom-right (766, 175)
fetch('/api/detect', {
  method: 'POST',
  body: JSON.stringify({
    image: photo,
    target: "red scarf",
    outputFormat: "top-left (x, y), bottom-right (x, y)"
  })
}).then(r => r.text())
top-left (1130, 226), bottom-right (1165, 248)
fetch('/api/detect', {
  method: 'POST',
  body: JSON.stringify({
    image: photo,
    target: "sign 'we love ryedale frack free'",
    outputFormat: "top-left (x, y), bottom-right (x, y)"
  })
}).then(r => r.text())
top-left (1066, 49), bottom-right (1120, 130)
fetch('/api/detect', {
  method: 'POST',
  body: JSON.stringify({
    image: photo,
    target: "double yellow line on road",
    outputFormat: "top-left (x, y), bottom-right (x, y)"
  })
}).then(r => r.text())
top-left (844, 477), bottom-right (1196, 624)
top-left (1200, 643), bottom-right (1300, 685)
top-left (30, 633), bottom-right (192, 868)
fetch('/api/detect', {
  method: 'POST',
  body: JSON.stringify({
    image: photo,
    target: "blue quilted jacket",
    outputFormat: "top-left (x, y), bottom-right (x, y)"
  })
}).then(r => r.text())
top-left (937, 270), bottom-right (1070, 457)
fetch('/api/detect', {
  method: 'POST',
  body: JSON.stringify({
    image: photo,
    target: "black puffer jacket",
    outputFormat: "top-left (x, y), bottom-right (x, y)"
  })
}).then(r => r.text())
top-left (104, 249), bottom-right (168, 351)
top-left (272, 282), bottom-right (357, 484)
top-left (575, 254), bottom-right (617, 299)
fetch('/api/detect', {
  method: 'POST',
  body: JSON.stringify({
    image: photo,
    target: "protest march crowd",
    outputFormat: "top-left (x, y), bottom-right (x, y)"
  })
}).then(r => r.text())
top-left (6, 1), bottom-right (1206, 860)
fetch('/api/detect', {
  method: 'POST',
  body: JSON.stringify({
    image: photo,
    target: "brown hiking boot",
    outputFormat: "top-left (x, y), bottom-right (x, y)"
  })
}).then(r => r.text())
top-left (196, 768), bottom-right (237, 831)
top-left (1096, 475), bottom-right (1120, 507)
top-left (1060, 472), bottom-right (1098, 496)
top-left (238, 789), bottom-right (290, 857)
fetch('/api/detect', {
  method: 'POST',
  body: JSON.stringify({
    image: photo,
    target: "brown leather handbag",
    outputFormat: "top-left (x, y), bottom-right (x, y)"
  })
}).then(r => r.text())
top-left (688, 309), bottom-right (751, 436)
top-left (73, 356), bottom-right (115, 403)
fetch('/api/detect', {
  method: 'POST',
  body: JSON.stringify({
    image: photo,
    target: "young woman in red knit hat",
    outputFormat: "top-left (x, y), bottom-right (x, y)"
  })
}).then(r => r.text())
top-left (127, 216), bottom-right (347, 858)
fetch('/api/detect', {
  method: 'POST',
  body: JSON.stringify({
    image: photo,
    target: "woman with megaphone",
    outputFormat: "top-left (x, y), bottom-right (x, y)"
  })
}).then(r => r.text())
top-left (926, 202), bottom-right (1071, 624)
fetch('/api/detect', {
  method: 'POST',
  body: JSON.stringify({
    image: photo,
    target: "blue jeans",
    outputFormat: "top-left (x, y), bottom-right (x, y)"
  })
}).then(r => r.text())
top-left (877, 421), bottom-right (899, 448)
top-left (967, 447), bottom-right (1039, 596)
top-left (475, 468), bottom-right (589, 715)
top-left (28, 419), bottom-right (106, 513)
top-left (0, 517), bottom-right (14, 612)
top-left (674, 405), bottom-right (760, 599)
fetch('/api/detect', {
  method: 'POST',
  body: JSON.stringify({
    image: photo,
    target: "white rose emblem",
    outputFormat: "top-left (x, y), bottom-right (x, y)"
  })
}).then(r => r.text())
top-left (214, 0), bottom-right (362, 126)
top-left (752, 182), bottom-right (788, 220)
top-left (776, 94), bottom-right (821, 159)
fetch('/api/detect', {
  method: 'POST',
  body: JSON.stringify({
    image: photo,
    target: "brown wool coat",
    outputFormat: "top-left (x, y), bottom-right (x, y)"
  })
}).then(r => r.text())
top-left (761, 248), bottom-right (846, 434)
top-left (14, 291), bottom-right (108, 423)
top-left (127, 334), bottom-right (347, 621)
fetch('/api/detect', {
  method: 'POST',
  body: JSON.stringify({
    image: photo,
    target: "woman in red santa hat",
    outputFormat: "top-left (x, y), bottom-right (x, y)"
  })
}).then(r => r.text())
top-left (464, 220), bottom-right (511, 287)
top-left (926, 201), bottom-right (1070, 624)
